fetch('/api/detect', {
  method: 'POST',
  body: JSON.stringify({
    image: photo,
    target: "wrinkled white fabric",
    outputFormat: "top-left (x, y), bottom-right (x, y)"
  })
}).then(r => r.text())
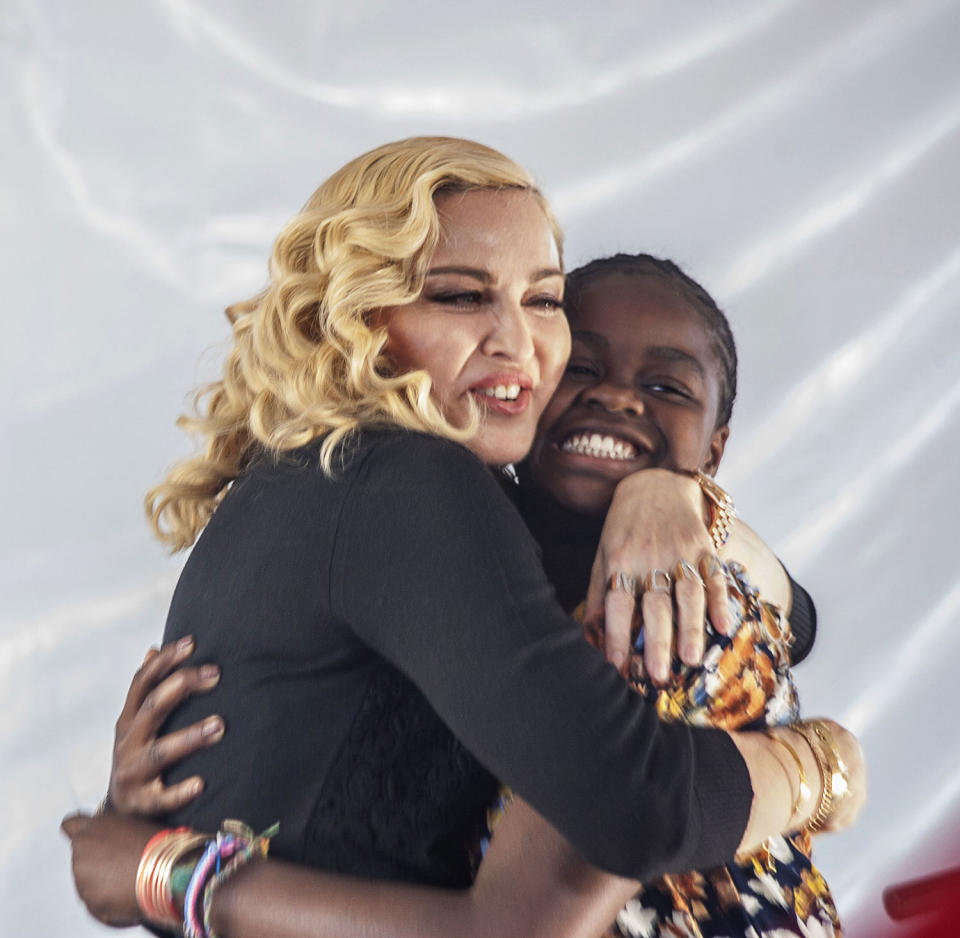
top-left (3, 2), bottom-right (959, 935)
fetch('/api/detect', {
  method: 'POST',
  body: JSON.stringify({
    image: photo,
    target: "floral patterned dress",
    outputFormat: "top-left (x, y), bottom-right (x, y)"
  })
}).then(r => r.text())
top-left (484, 564), bottom-right (841, 938)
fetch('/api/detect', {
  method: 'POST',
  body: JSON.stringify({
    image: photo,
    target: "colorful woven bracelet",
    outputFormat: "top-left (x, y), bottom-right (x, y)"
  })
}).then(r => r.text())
top-left (183, 821), bottom-right (278, 938)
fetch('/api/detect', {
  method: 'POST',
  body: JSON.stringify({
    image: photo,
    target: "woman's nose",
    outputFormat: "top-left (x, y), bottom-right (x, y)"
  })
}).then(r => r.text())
top-left (585, 382), bottom-right (644, 416)
top-left (481, 301), bottom-right (535, 363)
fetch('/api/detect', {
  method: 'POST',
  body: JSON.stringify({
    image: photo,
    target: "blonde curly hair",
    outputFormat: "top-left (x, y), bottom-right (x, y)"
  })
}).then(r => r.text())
top-left (147, 137), bottom-right (562, 550)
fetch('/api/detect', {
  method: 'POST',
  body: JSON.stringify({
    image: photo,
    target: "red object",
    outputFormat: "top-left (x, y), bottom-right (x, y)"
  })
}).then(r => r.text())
top-left (883, 866), bottom-right (960, 936)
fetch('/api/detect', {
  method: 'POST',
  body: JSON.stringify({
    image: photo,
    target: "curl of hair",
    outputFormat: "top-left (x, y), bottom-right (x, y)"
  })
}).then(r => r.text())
top-left (147, 137), bottom-right (562, 550)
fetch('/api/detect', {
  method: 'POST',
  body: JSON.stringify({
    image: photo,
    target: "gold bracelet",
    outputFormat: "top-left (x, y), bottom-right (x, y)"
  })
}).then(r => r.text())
top-left (806, 719), bottom-right (850, 802)
top-left (136, 828), bottom-right (208, 928)
top-left (793, 722), bottom-right (835, 833)
top-left (685, 470), bottom-right (736, 550)
top-left (764, 728), bottom-right (812, 823)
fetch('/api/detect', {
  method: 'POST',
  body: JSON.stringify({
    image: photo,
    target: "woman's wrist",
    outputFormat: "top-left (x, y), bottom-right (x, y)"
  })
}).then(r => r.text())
top-left (679, 469), bottom-right (735, 549)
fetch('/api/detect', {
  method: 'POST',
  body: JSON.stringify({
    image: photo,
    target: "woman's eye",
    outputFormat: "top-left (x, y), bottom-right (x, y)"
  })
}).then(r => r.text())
top-left (430, 291), bottom-right (484, 308)
top-left (527, 295), bottom-right (564, 316)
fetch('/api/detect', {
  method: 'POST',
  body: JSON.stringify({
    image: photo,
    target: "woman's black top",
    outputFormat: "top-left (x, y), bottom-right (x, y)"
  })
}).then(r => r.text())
top-left (161, 429), bottom-right (753, 886)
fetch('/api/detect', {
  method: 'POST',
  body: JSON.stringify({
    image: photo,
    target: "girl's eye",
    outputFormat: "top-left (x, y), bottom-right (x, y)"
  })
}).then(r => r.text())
top-left (566, 361), bottom-right (600, 379)
top-left (645, 381), bottom-right (690, 399)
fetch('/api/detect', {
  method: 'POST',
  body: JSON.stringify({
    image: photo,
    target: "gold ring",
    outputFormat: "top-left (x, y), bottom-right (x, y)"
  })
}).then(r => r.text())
top-left (700, 553), bottom-right (724, 579)
top-left (608, 571), bottom-right (638, 597)
top-left (643, 569), bottom-right (672, 593)
top-left (675, 559), bottom-right (705, 588)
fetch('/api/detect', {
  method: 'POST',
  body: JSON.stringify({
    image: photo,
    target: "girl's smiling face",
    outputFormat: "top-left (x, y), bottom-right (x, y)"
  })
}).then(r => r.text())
top-left (525, 271), bottom-right (730, 517)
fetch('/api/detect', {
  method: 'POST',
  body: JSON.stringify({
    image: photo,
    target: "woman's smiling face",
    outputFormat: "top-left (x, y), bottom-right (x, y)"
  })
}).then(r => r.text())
top-left (525, 271), bottom-right (729, 517)
top-left (380, 188), bottom-right (570, 466)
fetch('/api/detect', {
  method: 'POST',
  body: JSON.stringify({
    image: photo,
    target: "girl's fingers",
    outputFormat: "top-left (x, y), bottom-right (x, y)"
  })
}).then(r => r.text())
top-left (137, 716), bottom-right (224, 777)
top-left (137, 775), bottom-right (208, 817)
top-left (116, 637), bottom-right (196, 729)
top-left (130, 664), bottom-right (221, 741)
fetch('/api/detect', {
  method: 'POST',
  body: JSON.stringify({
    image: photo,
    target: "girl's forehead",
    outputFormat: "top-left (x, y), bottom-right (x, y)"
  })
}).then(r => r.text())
top-left (568, 274), bottom-right (723, 374)
top-left (568, 275), bottom-right (700, 338)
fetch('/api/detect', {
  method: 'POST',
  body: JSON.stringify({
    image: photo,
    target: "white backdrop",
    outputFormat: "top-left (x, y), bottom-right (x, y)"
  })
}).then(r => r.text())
top-left (3, 1), bottom-right (960, 935)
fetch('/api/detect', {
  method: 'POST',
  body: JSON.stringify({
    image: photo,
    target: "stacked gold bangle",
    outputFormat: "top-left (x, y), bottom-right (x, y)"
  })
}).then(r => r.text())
top-left (135, 827), bottom-right (209, 929)
top-left (686, 470), bottom-right (736, 550)
top-left (764, 729), bottom-right (812, 823)
top-left (792, 720), bottom-right (850, 833)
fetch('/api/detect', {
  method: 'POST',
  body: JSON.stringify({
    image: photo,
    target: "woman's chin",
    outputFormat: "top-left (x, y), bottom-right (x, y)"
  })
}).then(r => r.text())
top-left (466, 427), bottom-right (538, 466)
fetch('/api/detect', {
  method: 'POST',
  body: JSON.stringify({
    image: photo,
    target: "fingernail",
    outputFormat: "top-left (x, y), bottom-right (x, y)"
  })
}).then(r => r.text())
top-left (610, 651), bottom-right (625, 670)
top-left (200, 664), bottom-right (220, 681)
top-left (190, 777), bottom-right (205, 794)
top-left (202, 717), bottom-right (223, 737)
top-left (652, 662), bottom-right (668, 684)
top-left (176, 635), bottom-right (194, 653)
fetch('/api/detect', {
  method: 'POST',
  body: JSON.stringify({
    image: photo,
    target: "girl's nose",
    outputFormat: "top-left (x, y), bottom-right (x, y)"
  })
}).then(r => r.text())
top-left (585, 382), bottom-right (644, 416)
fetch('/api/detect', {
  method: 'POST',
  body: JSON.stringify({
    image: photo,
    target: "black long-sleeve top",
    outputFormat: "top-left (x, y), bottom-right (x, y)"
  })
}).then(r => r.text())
top-left (162, 430), bottom-right (753, 885)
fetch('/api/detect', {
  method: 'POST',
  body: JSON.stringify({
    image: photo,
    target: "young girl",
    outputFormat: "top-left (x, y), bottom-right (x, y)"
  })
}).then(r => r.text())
top-left (515, 251), bottom-right (842, 937)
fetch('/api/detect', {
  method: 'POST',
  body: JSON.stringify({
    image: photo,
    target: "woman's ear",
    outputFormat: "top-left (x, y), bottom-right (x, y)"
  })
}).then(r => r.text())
top-left (701, 424), bottom-right (730, 477)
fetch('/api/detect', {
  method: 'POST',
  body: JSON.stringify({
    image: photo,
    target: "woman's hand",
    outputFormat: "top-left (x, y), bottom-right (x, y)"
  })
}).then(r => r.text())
top-left (61, 812), bottom-right (159, 927)
top-left (584, 469), bottom-right (730, 684)
top-left (109, 637), bottom-right (224, 816)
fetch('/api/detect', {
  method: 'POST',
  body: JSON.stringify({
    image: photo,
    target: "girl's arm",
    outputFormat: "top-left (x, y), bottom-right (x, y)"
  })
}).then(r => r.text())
top-left (69, 642), bottom-right (862, 938)
top-left (211, 798), bottom-right (639, 938)
top-left (67, 726), bottom-right (857, 938)
top-left (63, 800), bottom-right (638, 938)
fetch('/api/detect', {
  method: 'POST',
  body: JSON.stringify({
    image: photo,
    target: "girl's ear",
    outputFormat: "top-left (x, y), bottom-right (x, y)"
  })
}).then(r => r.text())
top-left (701, 424), bottom-right (730, 477)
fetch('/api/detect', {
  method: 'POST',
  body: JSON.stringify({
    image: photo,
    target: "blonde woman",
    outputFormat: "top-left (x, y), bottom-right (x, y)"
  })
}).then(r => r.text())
top-left (64, 138), bottom-right (863, 937)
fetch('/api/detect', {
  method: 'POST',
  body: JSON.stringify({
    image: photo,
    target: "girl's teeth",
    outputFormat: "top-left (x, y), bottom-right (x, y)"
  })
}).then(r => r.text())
top-left (560, 433), bottom-right (637, 460)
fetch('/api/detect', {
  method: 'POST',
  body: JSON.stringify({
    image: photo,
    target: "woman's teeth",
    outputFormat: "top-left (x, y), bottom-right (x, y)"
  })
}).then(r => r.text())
top-left (560, 433), bottom-right (637, 460)
top-left (479, 384), bottom-right (522, 401)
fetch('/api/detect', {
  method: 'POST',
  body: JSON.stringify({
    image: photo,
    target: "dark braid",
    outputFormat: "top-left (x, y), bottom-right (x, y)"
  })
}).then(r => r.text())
top-left (565, 253), bottom-right (738, 427)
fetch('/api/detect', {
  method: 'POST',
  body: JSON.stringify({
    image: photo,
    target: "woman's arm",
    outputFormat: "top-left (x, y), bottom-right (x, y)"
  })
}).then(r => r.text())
top-left (578, 470), bottom-right (811, 673)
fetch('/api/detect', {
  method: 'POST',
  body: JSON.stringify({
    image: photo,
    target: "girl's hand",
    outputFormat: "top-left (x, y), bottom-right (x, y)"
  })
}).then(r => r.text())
top-left (109, 637), bottom-right (224, 817)
top-left (61, 812), bottom-right (159, 926)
